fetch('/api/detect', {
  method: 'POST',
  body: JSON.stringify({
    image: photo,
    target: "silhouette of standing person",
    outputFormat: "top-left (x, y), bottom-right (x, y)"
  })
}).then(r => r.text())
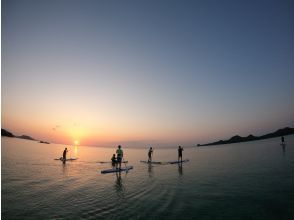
top-left (62, 147), bottom-right (68, 164)
top-left (148, 147), bottom-right (153, 162)
top-left (281, 136), bottom-right (285, 144)
top-left (116, 145), bottom-right (123, 170)
top-left (178, 146), bottom-right (183, 163)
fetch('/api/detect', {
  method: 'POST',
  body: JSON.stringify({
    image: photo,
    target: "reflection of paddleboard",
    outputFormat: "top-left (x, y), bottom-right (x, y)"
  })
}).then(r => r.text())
top-left (168, 159), bottom-right (189, 164)
top-left (281, 143), bottom-right (286, 147)
top-left (140, 161), bottom-right (163, 164)
top-left (101, 166), bottom-right (133, 174)
top-left (97, 161), bottom-right (128, 164)
top-left (54, 157), bottom-right (78, 161)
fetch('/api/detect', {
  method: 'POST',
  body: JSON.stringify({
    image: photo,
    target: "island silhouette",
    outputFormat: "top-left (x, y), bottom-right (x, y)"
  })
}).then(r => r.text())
top-left (1, 128), bottom-right (50, 144)
top-left (198, 127), bottom-right (294, 146)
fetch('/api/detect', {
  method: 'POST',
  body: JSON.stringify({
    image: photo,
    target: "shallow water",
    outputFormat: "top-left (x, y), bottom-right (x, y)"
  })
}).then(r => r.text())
top-left (2, 135), bottom-right (294, 219)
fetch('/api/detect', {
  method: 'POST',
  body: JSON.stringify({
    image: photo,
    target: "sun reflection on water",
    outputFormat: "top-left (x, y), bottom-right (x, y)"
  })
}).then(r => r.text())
top-left (74, 145), bottom-right (78, 157)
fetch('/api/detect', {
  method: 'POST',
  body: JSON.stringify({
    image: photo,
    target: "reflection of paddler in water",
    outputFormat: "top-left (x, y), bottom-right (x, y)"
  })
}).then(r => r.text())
top-left (148, 163), bottom-right (153, 178)
top-left (178, 163), bottom-right (183, 176)
top-left (62, 162), bottom-right (68, 176)
top-left (115, 172), bottom-right (123, 193)
top-left (281, 138), bottom-right (286, 154)
top-left (280, 136), bottom-right (286, 154)
top-left (282, 143), bottom-right (286, 154)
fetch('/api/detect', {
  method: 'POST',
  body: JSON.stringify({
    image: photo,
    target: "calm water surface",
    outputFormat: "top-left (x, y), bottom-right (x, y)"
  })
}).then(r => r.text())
top-left (2, 135), bottom-right (294, 219)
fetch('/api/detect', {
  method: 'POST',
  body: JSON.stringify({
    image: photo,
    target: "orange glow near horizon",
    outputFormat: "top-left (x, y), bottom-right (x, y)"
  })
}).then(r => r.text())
top-left (3, 109), bottom-right (277, 147)
top-left (2, 94), bottom-right (242, 147)
top-left (1, 119), bottom-right (213, 147)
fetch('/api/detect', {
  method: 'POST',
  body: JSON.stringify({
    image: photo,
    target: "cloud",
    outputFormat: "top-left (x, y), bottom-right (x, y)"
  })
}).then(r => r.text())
top-left (52, 125), bottom-right (61, 131)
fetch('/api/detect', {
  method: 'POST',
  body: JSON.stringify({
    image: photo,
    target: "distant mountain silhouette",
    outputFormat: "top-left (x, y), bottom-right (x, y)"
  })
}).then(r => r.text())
top-left (1, 129), bottom-right (15, 137)
top-left (1, 128), bottom-right (50, 144)
top-left (17, 135), bottom-right (35, 141)
top-left (199, 127), bottom-right (294, 146)
top-left (39, 140), bottom-right (50, 144)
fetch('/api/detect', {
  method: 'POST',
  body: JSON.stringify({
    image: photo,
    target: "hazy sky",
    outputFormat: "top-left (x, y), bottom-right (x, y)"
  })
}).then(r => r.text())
top-left (2, 0), bottom-right (294, 147)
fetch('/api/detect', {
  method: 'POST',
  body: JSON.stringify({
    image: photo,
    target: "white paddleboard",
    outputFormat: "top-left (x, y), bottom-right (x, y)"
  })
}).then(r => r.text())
top-left (101, 166), bottom-right (133, 174)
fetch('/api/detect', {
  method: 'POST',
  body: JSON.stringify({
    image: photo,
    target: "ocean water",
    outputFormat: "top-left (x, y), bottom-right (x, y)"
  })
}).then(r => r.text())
top-left (2, 135), bottom-right (294, 220)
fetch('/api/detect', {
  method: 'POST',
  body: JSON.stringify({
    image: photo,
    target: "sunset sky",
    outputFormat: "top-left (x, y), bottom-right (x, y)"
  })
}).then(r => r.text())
top-left (2, 0), bottom-right (294, 147)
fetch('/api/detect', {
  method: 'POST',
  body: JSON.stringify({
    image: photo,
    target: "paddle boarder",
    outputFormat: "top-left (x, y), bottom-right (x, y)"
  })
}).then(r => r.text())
top-left (178, 146), bottom-right (183, 163)
top-left (111, 154), bottom-right (117, 167)
top-left (116, 145), bottom-right (124, 169)
top-left (62, 147), bottom-right (68, 164)
top-left (281, 136), bottom-right (285, 144)
top-left (148, 147), bottom-right (153, 162)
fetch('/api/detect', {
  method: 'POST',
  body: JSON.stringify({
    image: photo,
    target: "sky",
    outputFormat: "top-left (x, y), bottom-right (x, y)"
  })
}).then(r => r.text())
top-left (2, 0), bottom-right (294, 147)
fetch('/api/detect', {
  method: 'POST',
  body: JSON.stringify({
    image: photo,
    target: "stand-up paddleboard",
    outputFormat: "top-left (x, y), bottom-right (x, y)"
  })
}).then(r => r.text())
top-left (168, 159), bottom-right (189, 164)
top-left (97, 161), bottom-right (128, 164)
top-left (101, 166), bottom-right (133, 174)
top-left (140, 161), bottom-right (163, 164)
top-left (54, 157), bottom-right (78, 161)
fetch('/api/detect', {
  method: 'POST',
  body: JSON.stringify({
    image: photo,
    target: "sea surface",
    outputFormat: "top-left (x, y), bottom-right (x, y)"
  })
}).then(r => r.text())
top-left (2, 135), bottom-right (294, 219)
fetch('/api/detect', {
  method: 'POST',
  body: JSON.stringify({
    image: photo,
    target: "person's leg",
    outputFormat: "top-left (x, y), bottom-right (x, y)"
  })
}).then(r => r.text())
top-left (118, 157), bottom-right (122, 169)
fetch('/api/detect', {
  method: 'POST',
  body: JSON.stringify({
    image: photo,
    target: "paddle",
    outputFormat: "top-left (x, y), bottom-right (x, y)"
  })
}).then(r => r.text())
top-left (123, 157), bottom-right (128, 173)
